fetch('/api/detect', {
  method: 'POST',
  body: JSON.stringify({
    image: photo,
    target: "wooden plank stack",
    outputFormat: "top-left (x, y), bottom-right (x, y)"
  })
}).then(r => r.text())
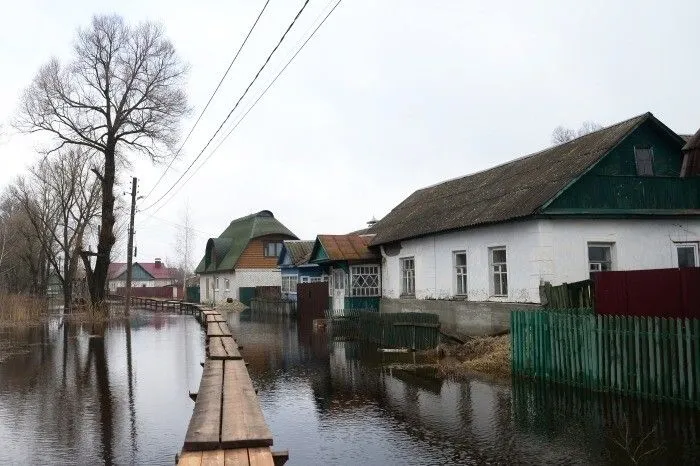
top-left (176, 307), bottom-right (282, 466)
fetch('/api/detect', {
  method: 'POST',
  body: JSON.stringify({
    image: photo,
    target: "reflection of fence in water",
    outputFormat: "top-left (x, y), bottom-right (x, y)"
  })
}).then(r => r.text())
top-left (512, 379), bottom-right (700, 463)
top-left (327, 310), bottom-right (440, 350)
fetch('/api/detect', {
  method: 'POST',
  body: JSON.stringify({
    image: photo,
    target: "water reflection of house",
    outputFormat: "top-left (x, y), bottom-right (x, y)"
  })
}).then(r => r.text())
top-left (277, 240), bottom-right (326, 302)
top-left (308, 234), bottom-right (382, 312)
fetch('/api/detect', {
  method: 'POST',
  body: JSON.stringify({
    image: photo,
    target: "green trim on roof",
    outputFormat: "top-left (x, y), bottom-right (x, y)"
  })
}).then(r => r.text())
top-left (195, 210), bottom-right (297, 274)
top-left (309, 238), bottom-right (329, 263)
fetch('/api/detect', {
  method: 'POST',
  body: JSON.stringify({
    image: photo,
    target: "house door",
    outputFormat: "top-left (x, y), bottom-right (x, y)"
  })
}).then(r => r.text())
top-left (332, 269), bottom-right (346, 311)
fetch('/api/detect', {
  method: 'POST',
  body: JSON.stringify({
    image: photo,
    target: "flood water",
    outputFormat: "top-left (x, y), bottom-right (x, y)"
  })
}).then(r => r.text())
top-left (1, 309), bottom-right (698, 465)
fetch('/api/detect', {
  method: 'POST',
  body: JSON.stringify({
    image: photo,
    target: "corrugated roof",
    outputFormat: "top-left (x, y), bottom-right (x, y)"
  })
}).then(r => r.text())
top-left (681, 128), bottom-right (700, 176)
top-left (281, 240), bottom-right (315, 266)
top-left (371, 112), bottom-right (656, 246)
top-left (107, 262), bottom-right (179, 280)
top-left (195, 210), bottom-right (297, 274)
top-left (316, 234), bottom-right (380, 261)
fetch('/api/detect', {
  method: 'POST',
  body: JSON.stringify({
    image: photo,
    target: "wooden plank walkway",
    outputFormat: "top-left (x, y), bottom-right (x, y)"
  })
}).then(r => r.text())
top-left (177, 307), bottom-right (283, 466)
top-left (209, 337), bottom-right (242, 360)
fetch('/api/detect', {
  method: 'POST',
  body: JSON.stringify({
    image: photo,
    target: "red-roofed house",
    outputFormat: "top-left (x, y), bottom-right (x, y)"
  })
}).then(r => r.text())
top-left (107, 258), bottom-right (180, 293)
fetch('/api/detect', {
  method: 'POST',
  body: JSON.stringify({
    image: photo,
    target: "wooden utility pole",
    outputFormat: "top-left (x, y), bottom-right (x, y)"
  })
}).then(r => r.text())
top-left (124, 177), bottom-right (137, 314)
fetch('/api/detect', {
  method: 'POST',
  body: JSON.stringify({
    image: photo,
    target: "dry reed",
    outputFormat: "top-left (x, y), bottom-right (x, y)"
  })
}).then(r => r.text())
top-left (424, 334), bottom-right (512, 379)
top-left (0, 293), bottom-right (50, 325)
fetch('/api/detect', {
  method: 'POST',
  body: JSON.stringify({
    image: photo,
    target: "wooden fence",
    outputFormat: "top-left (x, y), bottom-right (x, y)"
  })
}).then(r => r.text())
top-left (541, 280), bottom-right (594, 308)
top-left (511, 310), bottom-right (700, 407)
top-left (326, 310), bottom-right (440, 350)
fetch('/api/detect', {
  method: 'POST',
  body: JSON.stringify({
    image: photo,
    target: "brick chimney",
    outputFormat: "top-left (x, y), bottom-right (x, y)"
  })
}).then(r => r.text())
top-left (155, 258), bottom-right (162, 269)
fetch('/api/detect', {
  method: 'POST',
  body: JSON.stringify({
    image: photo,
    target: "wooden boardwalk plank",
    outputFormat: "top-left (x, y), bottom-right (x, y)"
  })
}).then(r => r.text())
top-left (247, 448), bottom-right (274, 466)
top-left (178, 451), bottom-right (203, 466)
top-left (224, 449), bottom-right (251, 466)
top-left (207, 314), bottom-right (227, 323)
top-left (202, 450), bottom-right (225, 466)
top-left (221, 360), bottom-right (273, 449)
top-left (210, 337), bottom-right (242, 360)
top-left (208, 322), bottom-right (232, 338)
top-left (183, 360), bottom-right (224, 451)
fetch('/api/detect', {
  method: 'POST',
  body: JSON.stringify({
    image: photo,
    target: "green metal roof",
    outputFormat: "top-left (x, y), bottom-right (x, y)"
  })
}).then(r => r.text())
top-left (195, 210), bottom-right (297, 274)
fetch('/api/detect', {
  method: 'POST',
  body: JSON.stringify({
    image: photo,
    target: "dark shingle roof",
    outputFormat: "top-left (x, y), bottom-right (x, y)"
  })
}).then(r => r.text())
top-left (195, 210), bottom-right (297, 273)
top-left (371, 113), bottom-right (655, 246)
top-left (282, 240), bottom-right (315, 266)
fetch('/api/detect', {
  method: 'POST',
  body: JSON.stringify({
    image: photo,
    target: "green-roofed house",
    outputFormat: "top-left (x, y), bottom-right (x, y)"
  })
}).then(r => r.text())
top-left (195, 210), bottom-right (298, 304)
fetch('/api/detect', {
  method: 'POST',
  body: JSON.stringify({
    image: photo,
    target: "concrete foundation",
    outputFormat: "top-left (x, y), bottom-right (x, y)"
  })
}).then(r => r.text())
top-left (380, 297), bottom-right (541, 338)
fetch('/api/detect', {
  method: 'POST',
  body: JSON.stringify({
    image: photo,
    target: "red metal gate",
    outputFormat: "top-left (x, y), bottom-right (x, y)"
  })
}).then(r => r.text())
top-left (297, 282), bottom-right (329, 320)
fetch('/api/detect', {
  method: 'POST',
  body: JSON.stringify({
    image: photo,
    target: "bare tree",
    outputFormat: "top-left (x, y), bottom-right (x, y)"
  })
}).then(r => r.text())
top-left (11, 149), bottom-right (101, 310)
top-left (15, 14), bottom-right (189, 307)
top-left (173, 202), bottom-right (195, 298)
top-left (552, 121), bottom-right (603, 144)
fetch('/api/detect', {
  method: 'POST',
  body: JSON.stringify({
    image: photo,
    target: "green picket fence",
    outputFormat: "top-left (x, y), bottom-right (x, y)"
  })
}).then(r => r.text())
top-left (327, 310), bottom-right (440, 350)
top-left (511, 310), bottom-right (700, 407)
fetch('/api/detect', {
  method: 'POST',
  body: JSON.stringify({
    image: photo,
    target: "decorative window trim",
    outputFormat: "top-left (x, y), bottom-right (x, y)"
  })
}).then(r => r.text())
top-left (224, 278), bottom-right (230, 291)
top-left (350, 265), bottom-right (380, 297)
top-left (281, 275), bottom-right (299, 293)
top-left (489, 247), bottom-right (507, 297)
top-left (400, 257), bottom-right (415, 297)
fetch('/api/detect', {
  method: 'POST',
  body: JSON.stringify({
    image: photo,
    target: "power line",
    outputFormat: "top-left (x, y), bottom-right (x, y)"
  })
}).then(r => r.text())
top-left (142, 0), bottom-right (271, 201)
top-left (140, 0), bottom-right (312, 213)
top-left (144, 0), bottom-right (344, 211)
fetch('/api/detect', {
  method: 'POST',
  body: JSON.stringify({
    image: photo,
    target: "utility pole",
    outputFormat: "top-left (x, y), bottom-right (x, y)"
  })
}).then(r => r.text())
top-left (124, 177), bottom-right (137, 314)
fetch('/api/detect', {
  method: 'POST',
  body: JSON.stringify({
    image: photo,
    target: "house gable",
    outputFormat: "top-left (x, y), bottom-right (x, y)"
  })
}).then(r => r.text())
top-left (309, 239), bottom-right (329, 263)
top-left (114, 263), bottom-right (154, 281)
top-left (544, 119), bottom-right (700, 213)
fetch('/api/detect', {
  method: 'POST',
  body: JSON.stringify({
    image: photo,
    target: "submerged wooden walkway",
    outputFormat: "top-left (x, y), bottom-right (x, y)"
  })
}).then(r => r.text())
top-left (126, 297), bottom-right (287, 465)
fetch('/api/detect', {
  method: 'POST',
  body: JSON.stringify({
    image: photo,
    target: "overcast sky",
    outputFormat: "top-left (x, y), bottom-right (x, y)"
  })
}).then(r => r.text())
top-left (1, 0), bottom-right (699, 266)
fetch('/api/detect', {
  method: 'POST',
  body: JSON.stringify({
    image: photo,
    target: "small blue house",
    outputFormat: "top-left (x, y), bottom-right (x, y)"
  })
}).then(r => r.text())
top-left (278, 240), bottom-right (327, 301)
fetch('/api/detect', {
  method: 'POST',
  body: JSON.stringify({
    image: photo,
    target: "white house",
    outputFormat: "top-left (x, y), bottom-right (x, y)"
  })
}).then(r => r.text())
top-left (370, 112), bottom-right (700, 335)
top-left (195, 210), bottom-right (298, 305)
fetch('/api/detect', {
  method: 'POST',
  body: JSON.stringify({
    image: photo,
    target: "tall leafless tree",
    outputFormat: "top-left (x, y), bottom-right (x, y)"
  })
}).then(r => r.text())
top-left (15, 14), bottom-right (189, 307)
top-left (11, 149), bottom-right (101, 310)
top-left (552, 121), bottom-right (603, 144)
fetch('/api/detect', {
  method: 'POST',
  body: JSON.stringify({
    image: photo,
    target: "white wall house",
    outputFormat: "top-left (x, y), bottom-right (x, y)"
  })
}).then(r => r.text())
top-left (381, 218), bottom-right (700, 305)
top-left (371, 113), bottom-right (700, 335)
top-left (200, 269), bottom-right (282, 303)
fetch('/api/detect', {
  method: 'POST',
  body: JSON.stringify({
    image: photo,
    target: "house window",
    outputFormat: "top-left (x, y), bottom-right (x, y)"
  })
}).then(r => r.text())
top-left (300, 276), bottom-right (310, 283)
top-left (350, 265), bottom-right (380, 297)
top-left (634, 147), bottom-right (654, 176)
top-left (489, 247), bottom-right (508, 297)
top-left (588, 243), bottom-right (614, 273)
top-left (454, 251), bottom-right (467, 296)
top-left (676, 243), bottom-right (698, 268)
top-left (400, 257), bottom-right (415, 296)
top-left (215, 278), bottom-right (220, 290)
top-left (264, 242), bottom-right (283, 257)
top-left (282, 275), bottom-right (298, 293)
top-left (224, 279), bottom-right (230, 291)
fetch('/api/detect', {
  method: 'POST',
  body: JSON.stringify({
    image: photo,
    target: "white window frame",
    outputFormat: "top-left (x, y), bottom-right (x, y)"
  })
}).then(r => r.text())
top-left (588, 242), bottom-right (614, 274)
top-left (215, 277), bottom-right (220, 291)
top-left (224, 278), bottom-right (230, 291)
top-left (400, 257), bottom-right (415, 297)
top-left (300, 276), bottom-right (310, 283)
top-left (350, 265), bottom-right (381, 297)
top-left (489, 247), bottom-right (508, 297)
top-left (282, 275), bottom-right (298, 294)
top-left (674, 242), bottom-right (699, 268)
top-left (453, 250), bottom-right (467, 296)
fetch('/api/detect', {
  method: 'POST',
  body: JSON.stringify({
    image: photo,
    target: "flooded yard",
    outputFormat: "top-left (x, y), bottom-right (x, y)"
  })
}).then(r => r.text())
top-left (0, 309), bottom-right (697, 465)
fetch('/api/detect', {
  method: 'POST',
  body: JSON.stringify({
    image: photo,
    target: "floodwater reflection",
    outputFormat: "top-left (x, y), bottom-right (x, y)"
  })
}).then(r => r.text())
top-left (230, 310), bottom-right (699, 465)
top-left (1, 309), bottom-right (698, 465)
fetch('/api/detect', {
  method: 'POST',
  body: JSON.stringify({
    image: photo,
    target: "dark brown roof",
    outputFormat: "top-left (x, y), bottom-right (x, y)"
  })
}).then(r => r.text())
top-left (680, 134), bottom-right (695, 143)
top-left (283, 240), bottom-right (314, 266)
top-left (318, 234), bottom-right (380, 261)
top-left (371, 112), bottom-right (654, 246)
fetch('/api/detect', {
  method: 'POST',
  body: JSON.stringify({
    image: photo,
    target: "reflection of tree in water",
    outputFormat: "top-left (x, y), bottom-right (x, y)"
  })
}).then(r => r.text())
top-left (85, 323), bottom-right (115, 466)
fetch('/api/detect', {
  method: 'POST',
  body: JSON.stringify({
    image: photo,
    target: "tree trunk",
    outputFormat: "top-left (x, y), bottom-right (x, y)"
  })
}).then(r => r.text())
top-left (63, 281), bottom-right (73, 313)
top-left (89, 143), bottom-right (116, 309)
